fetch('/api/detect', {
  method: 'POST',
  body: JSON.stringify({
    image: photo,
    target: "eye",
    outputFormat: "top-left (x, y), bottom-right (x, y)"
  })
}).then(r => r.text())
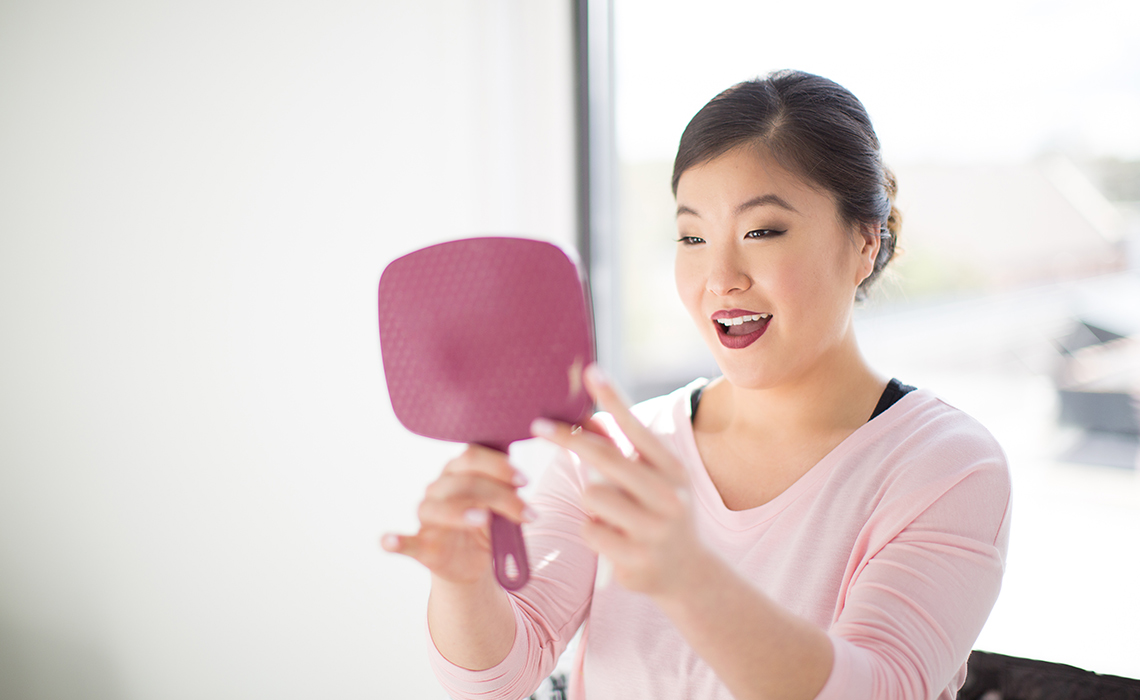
top-left (745, 229), bottom-right (785, 239)
top-left (675, 236), bottom-right (705, 245)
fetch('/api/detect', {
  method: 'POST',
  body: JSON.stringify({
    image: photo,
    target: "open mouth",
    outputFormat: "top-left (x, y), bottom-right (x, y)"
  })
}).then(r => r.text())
top-left (712, 312), bottom-right (771, 349)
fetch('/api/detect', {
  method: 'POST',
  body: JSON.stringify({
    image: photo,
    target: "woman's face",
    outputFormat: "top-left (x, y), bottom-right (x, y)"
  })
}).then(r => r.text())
top-left (673, 145), bottom-right (878, 391)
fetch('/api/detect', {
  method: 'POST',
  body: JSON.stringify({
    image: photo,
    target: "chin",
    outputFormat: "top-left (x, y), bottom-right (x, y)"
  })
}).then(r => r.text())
top-left (708, 340), bottom-right (816, 392)
top-left (708, 354), bottom-right (786, 391)
top-left (719, 370), bottom-right (785, 392)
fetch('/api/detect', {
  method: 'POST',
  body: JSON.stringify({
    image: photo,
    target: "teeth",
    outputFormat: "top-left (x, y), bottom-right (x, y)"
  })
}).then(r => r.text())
top-left (715, 313), bottom-right (769, 326)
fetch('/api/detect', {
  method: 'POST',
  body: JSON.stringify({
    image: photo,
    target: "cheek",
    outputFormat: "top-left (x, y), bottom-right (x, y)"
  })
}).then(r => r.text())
top-left (767, 251), bottom-right (816, 306)
top-left (809, 233), bottom-right (861, 295)
top-left (673, 255), bottom-right (715, 333)
top-left (673, 256), bottom-right (698, 308)
top-left (771, 241), bottom-right (854, 327)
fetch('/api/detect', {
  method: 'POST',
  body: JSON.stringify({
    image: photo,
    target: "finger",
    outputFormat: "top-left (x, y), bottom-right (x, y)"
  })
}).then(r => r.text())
top-left (582, 482), bottom-right (661, 536)
top-left (576, 416), bottom-right (644, 487)
top-left (579, 416), bottom-right (616, 439)
top-left (442, 445), bottom-right (528, 488)
top-left (574, 415), bottom-right (635, 469)
top-left (417, 499), bottom-right (489, 530)
top-left (380, 532), bottom-right (401, 552)
top-left (531, 417), bottom-right (626, 473)
top-left (533, 417), bottom-right (680, 515)
top-left (380, 528), bottom-right (492, 569)
top-left (583, 364), bottom-right (686, 482)
top-left (380, 532), bottom-right (420, 558)
top-left (581, 518), bottom-right (637, 564)
top-left (576, 439), bottom-right (679, 514)
top-left (422, 474), bottom-right (536, 526)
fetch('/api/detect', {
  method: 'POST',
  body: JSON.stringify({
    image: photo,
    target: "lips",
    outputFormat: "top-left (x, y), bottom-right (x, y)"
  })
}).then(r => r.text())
top-left (711, 309), bottom-right (771, 349)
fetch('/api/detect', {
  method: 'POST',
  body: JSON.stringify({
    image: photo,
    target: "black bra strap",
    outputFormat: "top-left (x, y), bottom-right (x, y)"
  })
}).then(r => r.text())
top-left (690, 383), bottom-right (706, 420)
top-left (689, 378), bottom-right (915, 424)
top-left (869, 378), bottom-right (916, 421)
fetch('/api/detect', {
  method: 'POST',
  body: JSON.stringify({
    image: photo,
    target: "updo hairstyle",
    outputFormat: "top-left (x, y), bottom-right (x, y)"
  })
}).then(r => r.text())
top-left (672, 70), bottom-right (901, 299)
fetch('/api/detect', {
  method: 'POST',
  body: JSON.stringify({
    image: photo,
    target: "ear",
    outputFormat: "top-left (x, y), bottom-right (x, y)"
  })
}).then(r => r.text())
top-left (854, 223), bottom-right (880, 286)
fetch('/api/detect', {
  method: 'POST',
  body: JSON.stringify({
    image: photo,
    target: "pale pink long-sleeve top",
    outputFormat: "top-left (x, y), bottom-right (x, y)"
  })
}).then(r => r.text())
top-left (429, 381), bottom-right (1012, 700)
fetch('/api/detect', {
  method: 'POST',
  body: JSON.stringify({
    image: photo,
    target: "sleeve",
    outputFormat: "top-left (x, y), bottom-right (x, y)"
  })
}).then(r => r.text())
top-left (427, 447), bottom-right (598, 700)
top-left (816, 458), bottom-right (1013, 700)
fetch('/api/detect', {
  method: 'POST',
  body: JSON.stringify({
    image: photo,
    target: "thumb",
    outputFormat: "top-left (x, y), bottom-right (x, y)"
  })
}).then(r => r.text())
top-left (381, 532), bottom-right (421, 559)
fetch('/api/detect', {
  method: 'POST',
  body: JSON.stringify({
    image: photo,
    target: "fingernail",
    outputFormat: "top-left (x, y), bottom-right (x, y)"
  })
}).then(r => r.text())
top-left (585, 363), bottom-right (609, 387)
top-left (530, 418), bottom-right (556, 437)
top-left (522, 505), bottom-right (538, 523)
top-left (380, 533), bottom-right (399, 551)
top-left (512, 470), bottom-right (529, 487)
top-left (464, 508), bottom-right (488, 526)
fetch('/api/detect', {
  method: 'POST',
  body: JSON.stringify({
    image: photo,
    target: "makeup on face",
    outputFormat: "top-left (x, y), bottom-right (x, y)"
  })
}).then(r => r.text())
top-left (711, 309), bottom-right (771, 349)
top-left (671, 147), bottom-right (871, 391)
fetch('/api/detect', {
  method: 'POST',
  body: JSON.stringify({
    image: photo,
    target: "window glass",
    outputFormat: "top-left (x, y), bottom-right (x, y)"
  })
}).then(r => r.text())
top-left (613, 0), bottom-right (1140, 677)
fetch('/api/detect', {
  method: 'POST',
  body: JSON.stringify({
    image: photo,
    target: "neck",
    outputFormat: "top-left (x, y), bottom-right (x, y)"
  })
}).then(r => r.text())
top-left (703, 327), bottom-right (884, 440)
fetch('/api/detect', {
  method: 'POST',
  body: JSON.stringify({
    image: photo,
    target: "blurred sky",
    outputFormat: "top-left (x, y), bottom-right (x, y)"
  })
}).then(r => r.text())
top-left (614, 0), bottom-right (1140, 164)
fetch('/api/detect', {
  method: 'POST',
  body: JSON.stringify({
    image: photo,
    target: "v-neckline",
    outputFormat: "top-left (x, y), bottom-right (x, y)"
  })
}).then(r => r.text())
top-left (673, 379), bottom-right (924, 530)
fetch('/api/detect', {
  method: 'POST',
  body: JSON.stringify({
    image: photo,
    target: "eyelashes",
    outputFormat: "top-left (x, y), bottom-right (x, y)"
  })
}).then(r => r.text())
top-left (675, 229), bottom-right (786, 245)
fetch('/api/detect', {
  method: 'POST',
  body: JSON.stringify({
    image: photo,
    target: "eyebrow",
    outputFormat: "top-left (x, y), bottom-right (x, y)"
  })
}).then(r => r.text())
top-left (676, 193), bottom-right (799, 219)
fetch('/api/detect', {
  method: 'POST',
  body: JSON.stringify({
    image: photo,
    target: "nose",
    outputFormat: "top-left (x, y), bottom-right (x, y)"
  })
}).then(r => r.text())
top-left (706, 247), bottom-right (751, 296)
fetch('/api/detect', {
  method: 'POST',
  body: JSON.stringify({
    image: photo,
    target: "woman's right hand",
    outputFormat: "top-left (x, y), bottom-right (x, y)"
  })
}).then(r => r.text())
top-left (381, 445), bottom-right (536, 585)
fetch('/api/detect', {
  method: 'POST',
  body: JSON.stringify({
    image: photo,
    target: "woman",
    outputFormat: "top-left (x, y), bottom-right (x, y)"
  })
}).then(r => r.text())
top-left (382, 70), bottom-right (1011, 700)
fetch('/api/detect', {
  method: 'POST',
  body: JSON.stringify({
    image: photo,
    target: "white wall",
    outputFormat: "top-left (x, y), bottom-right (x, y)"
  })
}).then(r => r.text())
top-left (0, 1), bottom-right (576, 698)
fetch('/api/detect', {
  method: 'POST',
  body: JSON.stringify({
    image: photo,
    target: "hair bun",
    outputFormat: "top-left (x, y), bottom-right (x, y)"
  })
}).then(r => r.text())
top-left (876, 166), bottom-right (902, 278)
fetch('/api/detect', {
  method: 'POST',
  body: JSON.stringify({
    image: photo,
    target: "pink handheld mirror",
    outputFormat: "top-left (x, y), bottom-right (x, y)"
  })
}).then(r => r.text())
top-left (378, 237), bottom-right (595, 590)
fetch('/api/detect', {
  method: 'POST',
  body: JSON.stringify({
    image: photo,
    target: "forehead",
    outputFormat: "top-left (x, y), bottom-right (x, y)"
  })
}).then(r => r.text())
top-left (675, 145), bottom-right (838, 217)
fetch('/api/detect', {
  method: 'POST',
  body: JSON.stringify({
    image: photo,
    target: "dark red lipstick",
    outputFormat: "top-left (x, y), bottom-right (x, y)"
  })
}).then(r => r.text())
top-left (711, 309), bottom-right (771, 349)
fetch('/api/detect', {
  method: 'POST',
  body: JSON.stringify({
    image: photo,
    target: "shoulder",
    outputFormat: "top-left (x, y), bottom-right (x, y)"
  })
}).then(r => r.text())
top-left (850, 388), bottom-right (1011, 531)
top-left (879, 389), bottom-right (1007, 475)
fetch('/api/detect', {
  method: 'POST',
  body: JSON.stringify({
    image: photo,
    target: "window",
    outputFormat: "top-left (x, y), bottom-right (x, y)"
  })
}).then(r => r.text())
top-left (592, 0), bottom-right (1140, 678)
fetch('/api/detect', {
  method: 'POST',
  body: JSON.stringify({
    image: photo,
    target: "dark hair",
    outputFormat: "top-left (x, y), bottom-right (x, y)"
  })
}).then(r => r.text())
top-left (672, 69), bottom-right (901, 298)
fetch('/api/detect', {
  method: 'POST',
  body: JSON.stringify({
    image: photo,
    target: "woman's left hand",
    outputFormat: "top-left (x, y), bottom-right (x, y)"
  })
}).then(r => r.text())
top-left (530, 365), bottom-right (706, 599)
